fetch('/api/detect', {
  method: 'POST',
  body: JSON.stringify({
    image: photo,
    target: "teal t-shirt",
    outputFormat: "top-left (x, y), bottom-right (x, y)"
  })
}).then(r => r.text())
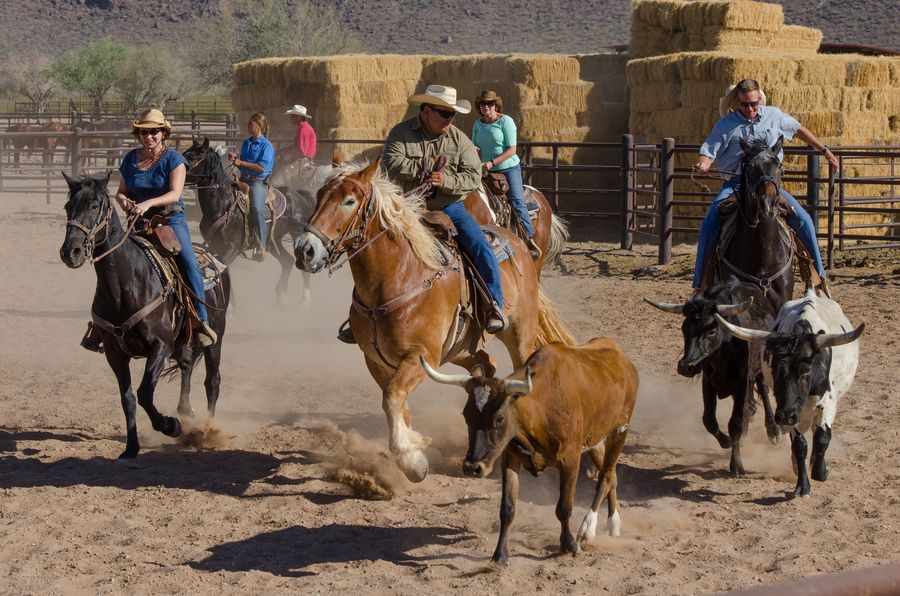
top-left (471, 114), bottom-right (520, 171)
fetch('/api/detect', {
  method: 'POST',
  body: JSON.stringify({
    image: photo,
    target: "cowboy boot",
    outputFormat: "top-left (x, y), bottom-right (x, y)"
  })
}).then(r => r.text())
top-left (194, 321), bottom-right (218, 348)
top-left (80, 321), bottom-right (104, 353)
top-left (337, 318), bottom-right (356, 344)
top-left (527, 238), bottom-right (542, 260)
top-left (485, 303), bottom-right (508, 334)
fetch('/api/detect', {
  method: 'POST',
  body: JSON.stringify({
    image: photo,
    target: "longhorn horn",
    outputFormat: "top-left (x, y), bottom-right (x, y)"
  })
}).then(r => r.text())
top-left (814, 323), bottom-right (865, 349)
top-left (714, 314), bottom-right (772, 343)
top-left (643, 297), bottom-right (686, 314)
top-left (419, 355), bottom-right (471, 387)
top-left (715, 298), bottom-right (753, 316)
top-left (502, 366), bottom-right (533, 396)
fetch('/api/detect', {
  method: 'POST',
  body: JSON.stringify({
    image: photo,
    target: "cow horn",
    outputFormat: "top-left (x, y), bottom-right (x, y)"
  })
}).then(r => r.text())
top-left (503, 366), bottom-right (533, 396)
top-left (814, 323), bottom-right (865, 349)
top-left (714, 314), bottom-right (772, 342)
top-left (419, 355), bottom-right (471, 387)
top-left (643, 297), bottom-right (685, 314)
top-left (715, 298), bottom-right (753, 316)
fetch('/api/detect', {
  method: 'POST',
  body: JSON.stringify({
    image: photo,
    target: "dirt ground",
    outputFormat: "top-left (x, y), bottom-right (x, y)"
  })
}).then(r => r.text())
top-left (1, 190), bottom-right (898, 595)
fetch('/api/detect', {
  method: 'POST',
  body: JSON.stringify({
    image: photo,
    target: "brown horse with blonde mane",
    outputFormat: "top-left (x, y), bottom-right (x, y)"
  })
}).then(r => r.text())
top-left (295, 159), bottom-right (574, 482)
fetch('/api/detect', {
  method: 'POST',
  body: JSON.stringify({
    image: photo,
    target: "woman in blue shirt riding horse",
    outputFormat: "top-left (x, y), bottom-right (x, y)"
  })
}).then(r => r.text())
top-left (228, 112), bottom-right (276, 262)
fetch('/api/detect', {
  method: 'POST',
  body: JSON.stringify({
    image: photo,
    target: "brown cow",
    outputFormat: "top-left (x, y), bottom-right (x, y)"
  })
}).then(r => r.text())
top-left (420, 337), bottom-right (639, 564)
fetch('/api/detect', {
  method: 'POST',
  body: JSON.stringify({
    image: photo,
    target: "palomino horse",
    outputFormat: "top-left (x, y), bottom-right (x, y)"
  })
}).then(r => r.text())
top-left (60, 172), bottom-right (230, 458)
top-left (294, 160), bottom-right (574, 482)
top-left (713, 136), bottom-right (794, 312)
top-left (182, 137), bottom-right (317, 306)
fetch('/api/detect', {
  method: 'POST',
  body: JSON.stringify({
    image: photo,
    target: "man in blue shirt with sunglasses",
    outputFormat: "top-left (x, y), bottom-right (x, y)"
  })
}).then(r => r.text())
top-left (692, 78), bottom-right (839, 295)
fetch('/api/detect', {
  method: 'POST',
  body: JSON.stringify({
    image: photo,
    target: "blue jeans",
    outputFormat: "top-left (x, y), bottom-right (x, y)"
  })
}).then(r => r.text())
top-left (498, 164), bottom-right (533, 238)
top-left (169, 212), bottom-right (208, 323)
top-left (693, 179), bottom-right (826, 287)
top-left (442, 201), bottom-right (504, 308)
top-left (242, 175), bottom-right (268, 248)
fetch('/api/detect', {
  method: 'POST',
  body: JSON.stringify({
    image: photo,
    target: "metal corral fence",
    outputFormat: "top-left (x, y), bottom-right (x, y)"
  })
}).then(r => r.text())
top-left (4, 99), bottom-right (233, 122)
top-left (621, 134), bottom-right (900, 267)
top-left (2, 121), bottom-right (898, 269)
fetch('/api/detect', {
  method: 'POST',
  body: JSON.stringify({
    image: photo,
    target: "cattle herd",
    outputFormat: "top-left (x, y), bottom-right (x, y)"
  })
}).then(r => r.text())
top-left (418, 277), bottom-right (863, 562)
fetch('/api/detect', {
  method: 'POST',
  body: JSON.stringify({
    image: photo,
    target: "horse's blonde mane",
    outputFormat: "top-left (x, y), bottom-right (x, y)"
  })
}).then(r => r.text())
top-left (327, 162), bottom-right (445, 270)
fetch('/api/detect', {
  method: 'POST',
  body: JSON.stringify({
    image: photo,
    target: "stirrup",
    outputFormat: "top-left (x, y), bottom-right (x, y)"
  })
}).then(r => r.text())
top-left (815, 279), bottom-right (832, 299)
top-left (194, 321), bottom-right (217, 348)
top-left (527, 238), bottom-right (542, 260)
top-left (485, 306), bottom-right (508, 334)
top-left (251, 247), bottom-right (266, 262)
top-left (80, 321), bottom-right (104, 353)
top-left (337, 318), bottom-right (356, 344)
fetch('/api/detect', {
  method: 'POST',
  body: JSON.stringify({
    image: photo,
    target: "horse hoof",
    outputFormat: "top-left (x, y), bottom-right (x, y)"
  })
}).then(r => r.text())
top-left (177, 406), bottom-right (197, 419)
top-left (398, 450), bottom-right (429, 483)
top-left (166, 417), bottom-right (183, 438)
top-left (118, 451), bottom-right (138, 460)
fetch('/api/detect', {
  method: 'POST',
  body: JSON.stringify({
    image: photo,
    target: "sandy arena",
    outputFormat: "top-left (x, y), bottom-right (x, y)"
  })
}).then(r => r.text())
top-left (1, 189), bottom-right (898, 594)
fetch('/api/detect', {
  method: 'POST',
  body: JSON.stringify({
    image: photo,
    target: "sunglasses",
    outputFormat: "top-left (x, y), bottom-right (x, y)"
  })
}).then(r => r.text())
top-left (430, 106), bottom-right (456, 120)
top-left (739, 101), bottom-right (761, 109)
top-left (138, 128), bottom-right (164, 136)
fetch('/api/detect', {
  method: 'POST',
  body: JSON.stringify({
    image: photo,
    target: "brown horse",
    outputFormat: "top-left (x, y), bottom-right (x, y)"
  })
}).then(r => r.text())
top-left (294, 159), bottom-right (574, 482)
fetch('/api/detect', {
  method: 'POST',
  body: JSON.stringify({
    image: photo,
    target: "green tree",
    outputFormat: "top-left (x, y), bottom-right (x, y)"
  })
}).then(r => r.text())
top-left (114, 44), bottom-right (195, 113)
top-left (189, 0), bottom-right (362, 91)
top-left (49, 39), bottom-right (127, 117)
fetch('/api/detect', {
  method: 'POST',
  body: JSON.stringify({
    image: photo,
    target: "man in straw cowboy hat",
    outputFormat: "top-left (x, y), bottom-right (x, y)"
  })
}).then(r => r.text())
top-left (334, 84), bottom-right (505, 344)
top-left (285, 104), bottom-right (317, 165)
top-left (691, 78), bottom-right (839, 296)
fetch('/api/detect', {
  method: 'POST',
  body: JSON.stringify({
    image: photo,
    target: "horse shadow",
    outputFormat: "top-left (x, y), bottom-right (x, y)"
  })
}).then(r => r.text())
top-left (189, 524), bottom-right (473, 578)
top-left (0, 427), bottom-right (281, 496)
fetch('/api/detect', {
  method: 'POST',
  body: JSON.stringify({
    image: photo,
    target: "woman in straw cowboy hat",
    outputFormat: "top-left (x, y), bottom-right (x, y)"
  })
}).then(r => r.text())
top-left (228, 112), bottom-right (275, 261)
top-left (80, 108), bottom-right (217, 352)
top-left (471, 90), bottom-right (540, 259)
top-left (691, 78), bottom-right (839, 295)
top-left (285, 104), bottom-right (317, 165)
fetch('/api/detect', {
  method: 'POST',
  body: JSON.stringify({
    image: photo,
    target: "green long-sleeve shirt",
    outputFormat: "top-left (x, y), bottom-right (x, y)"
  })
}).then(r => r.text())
top-left (381, 115), bottom-right (481, 210)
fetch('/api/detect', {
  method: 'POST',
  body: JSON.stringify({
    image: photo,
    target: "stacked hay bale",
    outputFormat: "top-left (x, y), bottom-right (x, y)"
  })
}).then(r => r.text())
top-left (627, 0), bottom-right (900, 234)
top-left (232, 53), bottom-right (631, 158)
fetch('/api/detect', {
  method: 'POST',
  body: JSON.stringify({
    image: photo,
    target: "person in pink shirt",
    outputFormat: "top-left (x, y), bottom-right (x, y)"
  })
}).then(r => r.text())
top-left (285, 104), bottom-right (317, 165)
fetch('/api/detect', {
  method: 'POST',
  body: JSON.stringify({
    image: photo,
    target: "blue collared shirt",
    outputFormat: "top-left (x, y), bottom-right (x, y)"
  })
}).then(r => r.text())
top-left (700, 106), bottom-right (801, 178)
top-left (238, 134), bottom-right (275, 178)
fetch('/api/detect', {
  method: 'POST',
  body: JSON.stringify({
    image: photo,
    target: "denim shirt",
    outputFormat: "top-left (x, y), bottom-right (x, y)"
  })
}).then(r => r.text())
top-left (700, 106), bottom-right (801, 178)
top-left (118, 148), bottom-right (189, 207)
top-left (238, 134), bottom-right (275, 178)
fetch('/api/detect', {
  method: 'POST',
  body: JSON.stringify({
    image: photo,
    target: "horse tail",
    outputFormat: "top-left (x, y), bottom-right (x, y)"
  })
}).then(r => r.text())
top-left (534, 286), bottom-right (576, 347)
top-left (544, 213), bottom-right (569, 265)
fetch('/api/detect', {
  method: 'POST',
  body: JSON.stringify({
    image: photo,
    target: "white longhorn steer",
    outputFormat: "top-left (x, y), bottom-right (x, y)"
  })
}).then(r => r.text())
top-left (716, 289), bottom-right (864, 498)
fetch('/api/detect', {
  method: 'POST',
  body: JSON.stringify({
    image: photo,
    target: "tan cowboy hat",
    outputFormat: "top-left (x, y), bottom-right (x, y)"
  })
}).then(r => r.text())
top-left (408, 84), bottom-right (472, 114)
top-left (131, 108), bottom-right (172, 133)
top-left (475, 90), bottom-right (503, 112)
top-left (719, 84), bottom-right (767, 117)
top-left (284, 104), bottom-right (312, 119)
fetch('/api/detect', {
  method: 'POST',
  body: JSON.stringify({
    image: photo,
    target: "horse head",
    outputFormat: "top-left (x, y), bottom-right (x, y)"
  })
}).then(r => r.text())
top-left (739, 136), bottom-right (783, 222)
top-left (60, 171), bottom-right (114, 268)
top-left (182, 136), bottom-right (218, 184)
top-left (294, 159), bottom-right (381, 273)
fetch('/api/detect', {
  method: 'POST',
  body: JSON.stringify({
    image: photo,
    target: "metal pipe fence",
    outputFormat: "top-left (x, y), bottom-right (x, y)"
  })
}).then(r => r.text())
top-left (2, 122), bottom-right (898, 269)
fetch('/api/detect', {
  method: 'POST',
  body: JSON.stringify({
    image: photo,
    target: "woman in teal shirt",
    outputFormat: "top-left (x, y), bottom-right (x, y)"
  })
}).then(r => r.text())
top-left (471, 90), bottom-right (540, 259)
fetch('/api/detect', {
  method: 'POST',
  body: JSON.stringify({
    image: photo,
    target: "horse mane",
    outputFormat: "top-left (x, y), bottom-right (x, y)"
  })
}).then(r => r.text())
top-left (326, 162), bottom-right (445, 270)
top-left (742, 138), bottom-right (774, 165)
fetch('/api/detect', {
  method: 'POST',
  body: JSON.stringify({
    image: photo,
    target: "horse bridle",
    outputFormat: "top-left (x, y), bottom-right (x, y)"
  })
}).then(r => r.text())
top-left (185, 147), bottom-right (224, 190)
top-left (66, 190), bottom-right (139, 263)
top-left (740, 165), bottom-right (781, 228)
top-left (303, 176), bottom-right (386, 273)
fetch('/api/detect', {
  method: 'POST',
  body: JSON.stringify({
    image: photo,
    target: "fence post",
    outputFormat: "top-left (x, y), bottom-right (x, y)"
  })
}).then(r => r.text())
top-left (659, 138), bottom-right (675, 265)
top-left (71, 127), bottom-right (82, 178)
top-left (523, 145), bottom-right (534, 186)
top-left (552, 144), bottom-right (560, 212)
top-left (826, 167), bottom-right (835, 270)
top-left (191, 109), bottom-right (198, 131)
top-left (620, 134), bottom-right (635, 250)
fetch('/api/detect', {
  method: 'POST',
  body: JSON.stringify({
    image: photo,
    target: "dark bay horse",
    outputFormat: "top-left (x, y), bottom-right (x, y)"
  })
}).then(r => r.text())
top-left (294, 160), bottom-right (574, 482)
top-left (715, 136), bottom-right (794, 312)
top-left (60, 172), bottom-right (230, 458)
top-left (182, 137), bottom-right (317, 306)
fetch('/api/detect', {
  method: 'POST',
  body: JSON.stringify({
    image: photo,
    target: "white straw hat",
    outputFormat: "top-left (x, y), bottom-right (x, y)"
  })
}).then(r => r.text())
top-left (719, 84), bottom-right (767, 117)
top-left (284, 105), bottom-right (312, 119)
top-left (408, 84), bottom-right (472, 114)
